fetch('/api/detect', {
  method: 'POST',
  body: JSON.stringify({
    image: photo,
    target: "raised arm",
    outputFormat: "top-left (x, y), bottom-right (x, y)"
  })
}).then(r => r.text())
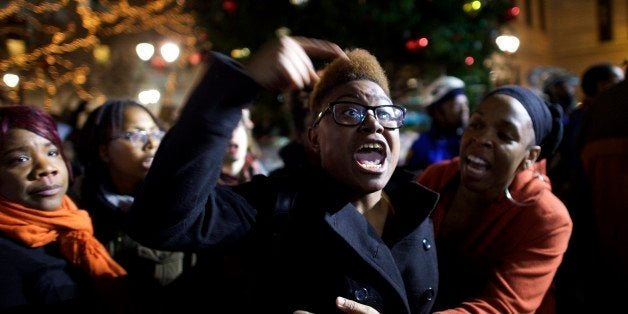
top-left (127, 36), bottom-right (345, 250)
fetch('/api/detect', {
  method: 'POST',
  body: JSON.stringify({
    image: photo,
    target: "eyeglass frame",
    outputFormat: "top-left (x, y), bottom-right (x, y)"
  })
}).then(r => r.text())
top-left (111, 129), bottom-right (165, 146)
top-left (311, 101), bottom-right (407, 130)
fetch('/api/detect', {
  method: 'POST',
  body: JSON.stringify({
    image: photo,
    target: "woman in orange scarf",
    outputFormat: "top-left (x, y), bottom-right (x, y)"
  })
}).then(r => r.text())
top-left (0, 105), bottom-right (126, 311)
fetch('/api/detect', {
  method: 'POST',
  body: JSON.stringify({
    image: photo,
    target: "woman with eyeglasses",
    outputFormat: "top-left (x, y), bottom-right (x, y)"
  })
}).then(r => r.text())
top-left (417, 86), bottom-right (572, 313)
top-left (127, 37), bottom-right (439, 314)
top-left (74, 99), bottom-right (195, 312)
top-left (0, 105), bottom-right (127, 311)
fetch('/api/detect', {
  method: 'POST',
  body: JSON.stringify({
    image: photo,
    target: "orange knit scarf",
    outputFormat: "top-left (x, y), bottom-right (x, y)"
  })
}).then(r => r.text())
top-left (0, 195), bottom-right (127, 278)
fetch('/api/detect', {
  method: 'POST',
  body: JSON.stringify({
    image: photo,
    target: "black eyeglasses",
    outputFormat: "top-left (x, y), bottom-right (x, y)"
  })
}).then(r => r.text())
top-left (112, 130), bottom-right (165, 146)
top-left (312, 101), bottom-right (406, 129)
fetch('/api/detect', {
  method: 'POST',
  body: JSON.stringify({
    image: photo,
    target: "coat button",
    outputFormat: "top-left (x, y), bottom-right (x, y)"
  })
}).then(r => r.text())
top-left (422, 238), bottom-right (432, 250)
top-left (354, 287), bottom-right (369, 302)
top-left (420, 287), bottom-right (434, 304)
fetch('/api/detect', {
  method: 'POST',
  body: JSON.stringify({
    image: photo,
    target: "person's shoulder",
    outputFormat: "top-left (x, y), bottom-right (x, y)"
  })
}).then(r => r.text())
top-left (536, 186), bottom-right (571, 225)
top-left (0, 237), bottom-right (26, 265)
top-left (510, 172), bottom-right (572, 233)
top-left (0, 241), bottom-right (88, 309)
top-left (0, 237), bottom-right (83, 295)
top-left (0, 236), bottom-right (45, 262)
top-left (389, 168), bottom-right (440, 207)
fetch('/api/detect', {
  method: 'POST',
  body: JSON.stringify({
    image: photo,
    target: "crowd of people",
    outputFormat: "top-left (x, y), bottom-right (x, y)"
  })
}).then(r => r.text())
top-left (0, 34), bottom-right (625, 313)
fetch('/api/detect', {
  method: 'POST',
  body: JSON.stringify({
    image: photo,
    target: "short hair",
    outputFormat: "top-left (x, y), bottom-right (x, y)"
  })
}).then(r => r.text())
top-left (580, 63), bottom-right (621, 97)
top-left (0, 105), bottom-right (73, 181)
top-left (309, 48), bottom-right (389, 116)
top-left (76, 99), bottom-right (163, 175)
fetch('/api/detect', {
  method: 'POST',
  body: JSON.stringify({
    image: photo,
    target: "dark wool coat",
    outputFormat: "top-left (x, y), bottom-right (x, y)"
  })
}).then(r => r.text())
top-left (128, 52), bottom-right (439, 314)
top-left (0, 237), bottom-right (92, 310)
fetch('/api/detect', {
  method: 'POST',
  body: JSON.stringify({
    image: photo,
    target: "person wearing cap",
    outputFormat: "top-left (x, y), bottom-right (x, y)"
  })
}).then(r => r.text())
top-left (404, 76), bottom-right (469, 175)
top-left (128, 36), bottom-right (439, 314)
top-left (417, 85), bottom-right (572, 313)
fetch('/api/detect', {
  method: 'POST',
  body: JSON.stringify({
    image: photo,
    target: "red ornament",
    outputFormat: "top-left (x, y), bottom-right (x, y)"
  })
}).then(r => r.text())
top-left (150, 55), bottom-right (166, 71)
top-left (505, 6), bottom-right (520, 20)
top-left (223, 0), bottom-right (238, 13)
top-left (405, 40), bottom-right (418, 52)
top-left (405, 37), bottom-right (428, 53)
top-left (418, 37), bottom-right (429, 48)
top-left (189, 52), bottom-right (203, 65)
top-left (465, 56), bottom-right (475, 66)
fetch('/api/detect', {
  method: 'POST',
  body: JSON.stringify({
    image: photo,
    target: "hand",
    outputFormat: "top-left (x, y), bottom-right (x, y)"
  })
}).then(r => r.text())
top-left (293, 296), bottom-right (381, 314)
top-left (244, 36), bottom-right (347, 92)
top-left (335, 297), bottom-right (381, 314)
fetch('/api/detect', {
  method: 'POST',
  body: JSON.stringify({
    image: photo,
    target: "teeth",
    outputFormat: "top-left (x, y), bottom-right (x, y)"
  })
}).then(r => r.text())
top-left (467, 155), bottom-right (486, 165)
top-left (360, 143), bottom-right (382, 150)
top-left (360, 162), bottom-right (382, 169)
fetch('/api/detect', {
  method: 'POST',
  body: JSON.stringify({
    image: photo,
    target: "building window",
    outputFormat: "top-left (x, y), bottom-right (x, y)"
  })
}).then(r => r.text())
top-left (598, 0), bottom-right (613, 41)
top-left (538, 0), bottom-right (546, 31)
top-left (525, 0), bottom-right (533, 26)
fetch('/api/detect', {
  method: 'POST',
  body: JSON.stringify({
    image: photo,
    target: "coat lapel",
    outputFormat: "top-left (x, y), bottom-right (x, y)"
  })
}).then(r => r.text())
top-left (325, 205), bottom-right (409, 304)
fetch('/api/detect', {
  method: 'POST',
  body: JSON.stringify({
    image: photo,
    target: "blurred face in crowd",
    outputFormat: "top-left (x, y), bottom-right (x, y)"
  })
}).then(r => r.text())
top-left (0, 128), bottom-right (69, 211)
top-left (547, 81), bottom-right (576, 111)
top-left (459, 94), bottom-right (539, 199)
top-left (223, 122), bottom-right (249, 165)
top-left (435, 94), bottom-right (469, 130)
top-left (101, 106), bottom-right (163, 192)
top-left (309, 80), bottom-right (400, 195)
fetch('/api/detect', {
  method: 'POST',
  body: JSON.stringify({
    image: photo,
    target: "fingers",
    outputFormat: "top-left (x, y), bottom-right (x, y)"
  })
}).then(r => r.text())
top-left (293, 297), bottom-right (380, 314)
top-left (280, 36), bottom-right (317, 88)
top-left (292, 36), bottom-right (348, 61)
top-left (244, 36), bottom-right (345, 92)
top-left (336, 297), bottom-right (380, 314)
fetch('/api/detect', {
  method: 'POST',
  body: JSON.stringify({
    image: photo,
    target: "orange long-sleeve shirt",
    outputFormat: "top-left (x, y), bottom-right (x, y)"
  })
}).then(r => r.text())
top-left (418, 158), bottom-right (572, 314)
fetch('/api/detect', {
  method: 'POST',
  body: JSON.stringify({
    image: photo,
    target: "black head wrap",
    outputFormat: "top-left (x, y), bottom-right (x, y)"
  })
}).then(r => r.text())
top-left (485, 85), bottom-right (564, 160)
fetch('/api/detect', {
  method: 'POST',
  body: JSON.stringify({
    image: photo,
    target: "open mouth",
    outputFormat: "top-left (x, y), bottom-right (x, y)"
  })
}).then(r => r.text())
top-left (465, 154), bottom-right (490, 176)
top-left (355, 142), bottom-right (385, 170)
top-left (142, 156), bottom-right (154, 169)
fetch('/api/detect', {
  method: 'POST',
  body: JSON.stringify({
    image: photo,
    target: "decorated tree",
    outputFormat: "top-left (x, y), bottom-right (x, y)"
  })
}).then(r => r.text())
top-left (187, 0), bottom-right (518, 132)
top-left (1, 0), bottom-right (519, 130)
top-left (0, 0), bottom-right (200, 112)
top-left (190, 0), bottom-right (517, 90)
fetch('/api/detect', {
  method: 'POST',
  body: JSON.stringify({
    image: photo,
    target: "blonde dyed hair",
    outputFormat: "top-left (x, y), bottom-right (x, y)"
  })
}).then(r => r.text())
top-left (309, 48), bottom-right (390, 116)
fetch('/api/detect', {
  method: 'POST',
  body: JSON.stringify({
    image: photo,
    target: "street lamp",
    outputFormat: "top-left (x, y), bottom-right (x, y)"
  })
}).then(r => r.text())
top-left (2, 73), bottom-right (19, 88)
top-left (134, 40), bottom-right (182, 126)
top-left (495, 34), bottom-right (520, 54)
top-left (160, 42), bottom-right (180, 63)
top-left (2, 72), bottom-right (23, 104)
top-left (494, 34), bottom-right (521, 84)
top-left (136, 43), bottom-right (155, 61)
top-left (138, 89), bottom-right (161, 105)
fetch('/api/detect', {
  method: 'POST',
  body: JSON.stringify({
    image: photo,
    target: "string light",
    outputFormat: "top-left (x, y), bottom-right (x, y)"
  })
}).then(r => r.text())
top-left (0, 0), bottom-right (198, 108)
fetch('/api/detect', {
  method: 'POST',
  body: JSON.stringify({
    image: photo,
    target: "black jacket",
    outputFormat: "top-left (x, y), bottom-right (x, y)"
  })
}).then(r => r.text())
top-left (129, 52), bottom-right (440, 313)
top-left (0, 237), bottom-right (93, 311)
